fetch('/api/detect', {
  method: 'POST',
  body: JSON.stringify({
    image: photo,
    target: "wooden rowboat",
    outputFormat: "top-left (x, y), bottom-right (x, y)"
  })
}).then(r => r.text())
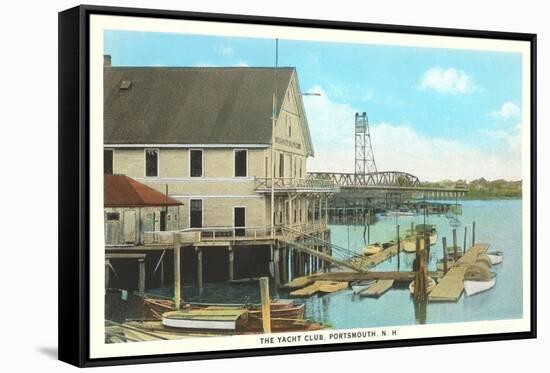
top-left (162, 308), bottom-right (248, 331)
top-left (144, 298), bottom-right (305, 325)
top-left (408, 277), bottom-right (436, 294)
top-left (362, 243), bottom-right (381, 255)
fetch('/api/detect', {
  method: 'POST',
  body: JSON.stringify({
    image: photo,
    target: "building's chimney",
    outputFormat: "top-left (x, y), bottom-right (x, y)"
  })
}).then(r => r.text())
top-left (104, 54), bottom-right (111, 67)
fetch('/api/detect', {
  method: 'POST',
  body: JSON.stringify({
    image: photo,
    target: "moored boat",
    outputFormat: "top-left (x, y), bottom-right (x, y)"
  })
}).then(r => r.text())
top-left (463, 263), bottom-right (496, 296)
top-left (408, 276), bottom-right (436, 294)
top-left (362, 243), bottom-right (381, 255)
top-left (486, 251), bottom-right (504, 265)
top-left (350, 280), bottom-right (376, 294)
top-left (144, 298), bottom-right (304, 322)
top-left (162, 308), bottom-right (248, 331)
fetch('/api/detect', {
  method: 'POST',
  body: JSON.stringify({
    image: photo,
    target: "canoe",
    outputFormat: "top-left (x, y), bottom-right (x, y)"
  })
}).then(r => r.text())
top-left (351, 280), bottom-right (376, 294)
top-left (464, 274), bottom-right (496, 296)
top-left (408, 277), bottom-right (436, 294)
top-left (162, 308), bottom-right (248, 331)
top-left (362, 243), bottom-right (381, 255)
top-left (486, 251), bottom-right (504, 265)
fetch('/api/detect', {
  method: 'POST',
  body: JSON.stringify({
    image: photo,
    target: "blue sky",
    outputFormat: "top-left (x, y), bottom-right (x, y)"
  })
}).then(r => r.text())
top-left (105, 30), bottom-right (523, 181)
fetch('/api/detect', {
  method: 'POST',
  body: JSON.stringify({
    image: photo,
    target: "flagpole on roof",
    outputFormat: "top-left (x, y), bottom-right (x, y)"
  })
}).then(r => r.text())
top-left (270, 38), bottom-right (278, 239)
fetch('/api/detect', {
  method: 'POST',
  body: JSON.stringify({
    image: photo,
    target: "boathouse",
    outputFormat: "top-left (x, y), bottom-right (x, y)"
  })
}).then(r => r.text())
top-left (103, 56), bottom-right (338, 291)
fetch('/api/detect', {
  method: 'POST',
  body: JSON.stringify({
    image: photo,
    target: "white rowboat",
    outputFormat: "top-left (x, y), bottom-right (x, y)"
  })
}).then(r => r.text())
top-left (486, 251), bottom-right (504, 265)
top-left (464, 275), bottom-right (496, 296)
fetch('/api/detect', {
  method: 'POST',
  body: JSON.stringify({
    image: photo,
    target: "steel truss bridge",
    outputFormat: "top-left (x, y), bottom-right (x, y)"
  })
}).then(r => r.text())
top-left (308, 171), bottom-right (467, 199)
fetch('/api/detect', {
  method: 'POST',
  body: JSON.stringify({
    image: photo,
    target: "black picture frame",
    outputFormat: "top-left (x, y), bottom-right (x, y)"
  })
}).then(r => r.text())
top-left (58, 4), bottom-right (537, 367)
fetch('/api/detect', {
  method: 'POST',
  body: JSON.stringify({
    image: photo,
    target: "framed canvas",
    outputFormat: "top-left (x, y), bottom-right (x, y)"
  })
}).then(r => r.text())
top-left (58, 4), bottom-right (537, 367)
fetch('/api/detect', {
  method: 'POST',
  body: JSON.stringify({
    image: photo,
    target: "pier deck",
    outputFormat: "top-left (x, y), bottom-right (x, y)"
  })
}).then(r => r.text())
top-left (360, 280), bottom-right (394, 298)
top-left (283, 271), bottom-right (442, 290)
top-left (428, 243), bottom-right (489, 302)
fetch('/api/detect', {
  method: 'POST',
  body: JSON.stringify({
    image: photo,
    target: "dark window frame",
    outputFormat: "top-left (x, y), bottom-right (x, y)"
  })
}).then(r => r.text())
top-left (234, 149), bottom-right (248, 177)
top-left (145, 148), bottom-right (159, 177)
top-left (104, 149), bottom-right (114, 175)
top-left (190, 149), bottom-right (203, 178)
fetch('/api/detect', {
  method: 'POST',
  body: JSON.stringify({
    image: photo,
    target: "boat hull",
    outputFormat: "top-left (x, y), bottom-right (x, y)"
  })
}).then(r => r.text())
top-left (486, 252), bottom-right (504, 265)
top-left (464, 276), bottom-right (496, 296)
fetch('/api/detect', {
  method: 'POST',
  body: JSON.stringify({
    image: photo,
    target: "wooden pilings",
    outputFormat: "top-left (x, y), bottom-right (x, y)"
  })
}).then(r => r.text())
top-left (105, 259), bottom-right (110, 288)
top-left (138, 258), bottom-right (146, 295)
top-left (196, 247), bottom-right (203, 293)
top-left (173, 240), bottom-right (181, 310)
top-left (259, 277), bottom-right (271, 333)
top-left (273, 244), bottom-right (280, 287)
top-left (396, 225), bottom-right (401, 271)
top-left (472, 221), bottom-right (476, 246)
top-left (463, 226), bottom-right (467, 255)
top-left (228, 247), bottom-right (234, 281)
top-left (442, 237), bottom-right (448, 274)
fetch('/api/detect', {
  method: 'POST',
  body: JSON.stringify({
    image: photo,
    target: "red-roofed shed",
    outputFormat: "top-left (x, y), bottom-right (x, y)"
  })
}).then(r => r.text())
top-left (104, 174), bottom-right (182, 208)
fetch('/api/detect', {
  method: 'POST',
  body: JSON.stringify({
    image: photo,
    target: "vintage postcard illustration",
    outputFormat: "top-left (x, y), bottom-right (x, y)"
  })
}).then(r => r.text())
top-left (89, 14), bottom-right (532, 359)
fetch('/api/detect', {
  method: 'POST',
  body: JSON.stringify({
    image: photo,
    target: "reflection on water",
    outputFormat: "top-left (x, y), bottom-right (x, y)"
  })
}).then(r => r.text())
top-left (107, 200), bottom-right (523, 329)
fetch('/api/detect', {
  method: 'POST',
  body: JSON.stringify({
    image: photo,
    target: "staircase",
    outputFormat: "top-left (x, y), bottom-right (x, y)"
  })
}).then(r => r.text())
top-left (279, 226), bottom-right (363, 272)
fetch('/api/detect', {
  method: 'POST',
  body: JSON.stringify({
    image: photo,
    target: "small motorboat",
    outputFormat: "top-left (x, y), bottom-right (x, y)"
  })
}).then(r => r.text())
top-left (408, 276), bottom-right (436, 294)
top-left (463, 263), bottom-right (496, 296)
top-left (486, 251), bottom-right (504, 265)
top-left (350, 280), bottom-right (376, 294)
top-left (362, 243), bottom-right (381, 255)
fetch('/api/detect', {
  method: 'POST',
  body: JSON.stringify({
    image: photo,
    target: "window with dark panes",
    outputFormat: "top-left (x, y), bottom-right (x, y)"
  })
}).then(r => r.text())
top-left (104, 149), bottom-right (113, 174)
top-left (145, 149), bottom-right (158, 177)
top-left (190, 150), bottom-right (203, 177)
top-left (234, 150), bottom-right (247, 177)
top-left (279, 153), bottom-right (284, 178)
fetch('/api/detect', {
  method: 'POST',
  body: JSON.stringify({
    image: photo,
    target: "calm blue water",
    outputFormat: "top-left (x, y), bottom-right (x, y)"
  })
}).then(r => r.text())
top-left (115, 200), bottom-right (522, 328)
top-left (301, 199), bottom-right (523, 327)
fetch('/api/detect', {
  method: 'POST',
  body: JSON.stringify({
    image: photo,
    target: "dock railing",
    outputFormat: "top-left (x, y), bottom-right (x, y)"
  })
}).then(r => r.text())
top-left (254, 177), bottom-right (336, 190)
top-left (141, 221), bottom-right (329, 245)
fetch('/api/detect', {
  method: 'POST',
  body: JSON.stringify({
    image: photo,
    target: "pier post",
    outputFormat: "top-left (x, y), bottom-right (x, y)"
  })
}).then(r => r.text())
top-left (259, 277), bottom-right (271, 333)
top-left (138, 258), bottom-right (146, 295)
top-left (442, 237), bottom-right (448, 274)
top-left (281, 246), bottom-right (287, 284)
top-left (173, 240), bottom-right (181, 310)
top-left (228, 246), bottom-right (234, 281)
top-left (105, 259), bottom-right (110, 288)
top-left (196, 247), bottom-right (203, 294)
top-left (452, 229), bottom-right (458, 261)
top-left (160, 256), bottom-right (165, 289)
top-left (472, 221), bottom-right (476, 246)
top-left (273, 244), bottom-right (280, 287)
top-left (463, 226), bottom-right (467, 254)
top-left (397, 225), bottom-right (401, 271)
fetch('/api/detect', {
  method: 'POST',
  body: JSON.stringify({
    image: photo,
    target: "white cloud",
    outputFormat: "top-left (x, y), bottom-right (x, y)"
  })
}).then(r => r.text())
top-left (419, 67), bottom-right (477, 94)
top-left (235, 61), bottom-right (249, 67)
top-left (217, 45), bottom-right (234, 57)
top-left (489, 101), bottom-right (521, 120)
top-left (304, 85), bottom-right (521, 181)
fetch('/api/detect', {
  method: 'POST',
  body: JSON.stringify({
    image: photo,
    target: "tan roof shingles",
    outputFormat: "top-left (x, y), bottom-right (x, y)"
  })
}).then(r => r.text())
top-left (104, 66), bottom-right (303, 147)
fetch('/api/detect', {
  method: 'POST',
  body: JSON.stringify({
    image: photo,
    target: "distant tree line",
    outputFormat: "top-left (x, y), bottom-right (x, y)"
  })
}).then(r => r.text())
top-left (421, 178), bottom-right (522, 199)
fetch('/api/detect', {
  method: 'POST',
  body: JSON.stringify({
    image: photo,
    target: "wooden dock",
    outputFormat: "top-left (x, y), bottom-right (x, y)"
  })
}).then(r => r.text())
top-left (360, 280), bottom-right (394, 298)
top-left (349, 244), bottom-right (399, 271)
top-left (290, 281), bottom-right (349, 297)
top-left (283, 271), bottom-right (442, 290)
top-left (429, 243), bottom-right (489, 302)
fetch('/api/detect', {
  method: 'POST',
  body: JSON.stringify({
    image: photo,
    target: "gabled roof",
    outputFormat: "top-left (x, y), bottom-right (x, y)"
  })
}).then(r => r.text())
top-left (104, 66), bottom-right (313, 155)
top-left (104, 174), bottom-right (182, 208)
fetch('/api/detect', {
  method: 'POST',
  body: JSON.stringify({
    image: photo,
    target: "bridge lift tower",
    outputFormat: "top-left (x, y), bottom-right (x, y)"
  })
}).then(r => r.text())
top-left (355, 112), bottom-right (377, 176)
